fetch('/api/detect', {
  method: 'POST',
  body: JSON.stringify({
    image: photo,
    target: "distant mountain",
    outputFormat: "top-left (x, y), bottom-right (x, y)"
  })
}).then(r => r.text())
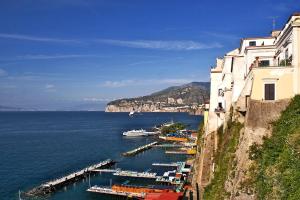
top-left (106, 82), bottom-right (210, 114)
top-left (62, 102), bottom-right (107, 111)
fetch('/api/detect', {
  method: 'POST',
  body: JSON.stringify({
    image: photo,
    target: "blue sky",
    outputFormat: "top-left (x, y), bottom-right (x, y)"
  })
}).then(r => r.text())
top-left (0, 0), bottom-right (299, 110)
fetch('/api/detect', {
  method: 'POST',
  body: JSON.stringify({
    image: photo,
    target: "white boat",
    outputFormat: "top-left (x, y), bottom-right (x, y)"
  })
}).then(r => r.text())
top-left (129, 111), bottom-right (135, 116)
top-left (154, 120), bottom-right (175, 130)
top-left (163, 120), bottom-right (175, 127)
top-left (122, 129), bottom-right (158, 137)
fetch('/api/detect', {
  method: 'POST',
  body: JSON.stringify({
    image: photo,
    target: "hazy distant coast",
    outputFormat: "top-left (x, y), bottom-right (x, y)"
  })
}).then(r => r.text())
top-left (105, 82), bottom-right (210, 115)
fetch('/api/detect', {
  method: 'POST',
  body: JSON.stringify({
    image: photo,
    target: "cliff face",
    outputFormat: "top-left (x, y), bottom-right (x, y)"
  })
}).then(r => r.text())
top-left (105, 82), bottom-right (210, 113)
top-left (225, 99), bottom-right (290, 200)
top-left (201, 99), bottom-right (292, 200)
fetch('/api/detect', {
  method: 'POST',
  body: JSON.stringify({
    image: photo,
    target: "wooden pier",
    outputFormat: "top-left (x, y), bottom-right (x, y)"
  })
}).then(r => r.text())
top-left (122, 141), bottom-right (158, 156)
top-left (25, 159), bottom-right (115, 196)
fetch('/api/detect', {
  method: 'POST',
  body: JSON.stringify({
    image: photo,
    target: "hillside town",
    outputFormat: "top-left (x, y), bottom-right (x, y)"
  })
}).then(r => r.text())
top-left (105, 82), bottom-right (210, 115)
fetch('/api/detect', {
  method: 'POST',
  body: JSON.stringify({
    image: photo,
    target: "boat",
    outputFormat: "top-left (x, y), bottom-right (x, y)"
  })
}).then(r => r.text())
top-left (123, 129), bottom-right (158, 137)
top-left (163, 120), bottom-right (175, 127)
top-left (129, 111), bottom-right (135, 116)
top-left (154, 120), bottom-right (175, 130)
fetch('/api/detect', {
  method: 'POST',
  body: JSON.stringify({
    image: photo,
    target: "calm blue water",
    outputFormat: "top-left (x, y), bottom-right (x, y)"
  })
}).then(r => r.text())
top-left (0, 112), bottom-right (202, 200)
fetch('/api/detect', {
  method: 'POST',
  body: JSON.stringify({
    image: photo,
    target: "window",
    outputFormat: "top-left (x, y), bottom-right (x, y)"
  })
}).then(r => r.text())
top-left (231, 57), bottom-right (234, 72)
top-left (259, 60), bottom-right (270, 67)
top-left (285, 49), bottom-right (289, 60)
top-left (218, 102), bottom-right (223, 109)
top-left (249, 41), bottom-right (256, 46)
top-left (218, 89), bottom-right (224, 97)
top-left (264, 83), bottom-right (275, 100)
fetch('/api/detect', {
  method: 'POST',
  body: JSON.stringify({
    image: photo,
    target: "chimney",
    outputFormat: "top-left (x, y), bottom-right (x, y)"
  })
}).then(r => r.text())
top-left (271, 30), bottom-right (281, 37)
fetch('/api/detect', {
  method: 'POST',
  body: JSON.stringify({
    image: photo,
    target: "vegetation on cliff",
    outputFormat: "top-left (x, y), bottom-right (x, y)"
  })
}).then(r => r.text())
top-left (204, 117), bottom-right (243, 200)
top-left (249, 95), bottom-right (300, 199)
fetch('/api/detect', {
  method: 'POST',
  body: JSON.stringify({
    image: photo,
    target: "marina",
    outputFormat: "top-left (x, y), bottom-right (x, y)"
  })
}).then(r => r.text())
top-left (25, 159), bottom-right (115, 196)
top-left (122, 141), bottom-right (158, 156)
top-left (14, 113), bottom-right (200, 200)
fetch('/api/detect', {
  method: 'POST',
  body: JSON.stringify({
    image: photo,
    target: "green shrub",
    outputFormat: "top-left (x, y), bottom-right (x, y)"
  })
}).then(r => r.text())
top-left (249, 95), bottom-right (300, 200)
top-left (204, 121), bottom-right (243, 200)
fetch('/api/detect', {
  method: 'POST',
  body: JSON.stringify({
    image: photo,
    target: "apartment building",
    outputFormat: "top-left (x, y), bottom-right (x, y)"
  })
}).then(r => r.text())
top-left (205, 13), bottom-right (300, 134)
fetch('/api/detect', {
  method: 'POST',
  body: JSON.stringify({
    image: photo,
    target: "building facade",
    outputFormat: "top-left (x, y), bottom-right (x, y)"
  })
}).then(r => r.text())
top-left (205, 13), bottom-right (300, 134)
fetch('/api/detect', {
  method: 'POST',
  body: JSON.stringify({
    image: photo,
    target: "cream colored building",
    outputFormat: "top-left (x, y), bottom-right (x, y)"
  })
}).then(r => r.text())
top-left (205, 13), bottom-right (300, 134)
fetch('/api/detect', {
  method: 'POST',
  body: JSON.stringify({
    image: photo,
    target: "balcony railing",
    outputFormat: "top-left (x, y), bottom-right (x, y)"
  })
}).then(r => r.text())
top-left (214, 107), bottom-right (225, 113)
top-left (279, 58), bottom-right (292, 67)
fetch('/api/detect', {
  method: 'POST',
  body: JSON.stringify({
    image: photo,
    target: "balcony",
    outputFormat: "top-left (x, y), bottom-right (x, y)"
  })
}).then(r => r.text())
top-left (214, 107), bottom-right (225, 113)
top-left (249, 55), bottom-right (293, 73)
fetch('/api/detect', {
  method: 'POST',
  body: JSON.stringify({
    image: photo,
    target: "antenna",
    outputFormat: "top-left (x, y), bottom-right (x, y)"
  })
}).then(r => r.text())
top-left (272, 18), bottom-right (276, 30)
top-left (269, 16), bottom-right (279, 30)
top-left (88, 173), bottom-right (91, 188)
top-left (19, 190), bottom-right (22, 200)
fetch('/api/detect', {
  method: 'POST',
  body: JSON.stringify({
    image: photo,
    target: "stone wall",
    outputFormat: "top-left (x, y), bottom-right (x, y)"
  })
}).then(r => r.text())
top-left (225, 99), bottom-right (290, 200)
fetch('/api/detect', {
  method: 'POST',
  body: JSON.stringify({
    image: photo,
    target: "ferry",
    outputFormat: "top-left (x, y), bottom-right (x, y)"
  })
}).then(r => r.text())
top-left (122, 129), bottom-right (158, 137)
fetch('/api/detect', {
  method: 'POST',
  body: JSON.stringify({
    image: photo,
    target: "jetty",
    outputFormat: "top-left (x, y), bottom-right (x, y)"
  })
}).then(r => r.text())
top-left (26, 159), bottom-right (115, 196)
top-left (152, 162), bottom-right (180, 167)
top-left (87, 186), bottom-right (144, 198)
top-left (122, 141), bottom-right (158, 156)
top-left (165, 151), bottom-right (187, 154)
top-left (92, 169), bottom-right (119, 173)
top-left (155, 143), bottom-right (184, 148)
top-left (113, 170), bottom-right (158, 179)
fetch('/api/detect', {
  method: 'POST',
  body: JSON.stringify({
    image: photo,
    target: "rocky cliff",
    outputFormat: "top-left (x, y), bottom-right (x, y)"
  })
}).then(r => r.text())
top-left (199, 98), bottom-right (295, 200)
top-left (105, 82), bottom-right (210, 113)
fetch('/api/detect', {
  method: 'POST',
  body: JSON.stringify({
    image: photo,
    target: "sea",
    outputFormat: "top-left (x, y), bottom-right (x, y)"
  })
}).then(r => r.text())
top-left (0, 112), bottom-right (202, 200)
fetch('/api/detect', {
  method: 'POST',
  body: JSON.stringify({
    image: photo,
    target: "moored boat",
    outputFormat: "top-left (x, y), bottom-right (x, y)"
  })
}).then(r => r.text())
top-left (122, 129), bottom-right (158, 137)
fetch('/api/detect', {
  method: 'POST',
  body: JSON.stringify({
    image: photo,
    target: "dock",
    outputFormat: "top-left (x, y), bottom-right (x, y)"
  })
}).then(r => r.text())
top-left (152, 162), bottom-right (180, 167)
top-left (155, 144), bottom-right (184, 148)
top-left (156, 177), bottom-right (182, 185)
top-left (26, 159), bottom-right (115, 196)
top-left (87, 186), bottom-right (144, 198)
top-left (92, 169), bottom-right (119, 173)
top-left (165, 151), bottom-right (187, 154)
top-left (122, 141), bottom-right (158, 156)
top-left (113, 170), bottom-right (158, 179)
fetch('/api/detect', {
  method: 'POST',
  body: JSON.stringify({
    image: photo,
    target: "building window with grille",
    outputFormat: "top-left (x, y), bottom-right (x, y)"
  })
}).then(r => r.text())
top-left (259, 60), bottom-right (270, 67)
top-left (249, 41), bottom-right (256, 46)
top-left (264, 83), bottom-right (275, 100)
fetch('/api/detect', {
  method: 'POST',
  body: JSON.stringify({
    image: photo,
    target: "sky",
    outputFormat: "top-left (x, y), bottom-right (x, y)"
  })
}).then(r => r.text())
top-left (0, 0), bottom-right (299, 110)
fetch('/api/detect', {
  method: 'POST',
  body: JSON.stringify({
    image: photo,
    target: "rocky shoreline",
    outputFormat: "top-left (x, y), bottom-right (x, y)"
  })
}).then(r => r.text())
top-left (105, 104), bottom-right (204, 115)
